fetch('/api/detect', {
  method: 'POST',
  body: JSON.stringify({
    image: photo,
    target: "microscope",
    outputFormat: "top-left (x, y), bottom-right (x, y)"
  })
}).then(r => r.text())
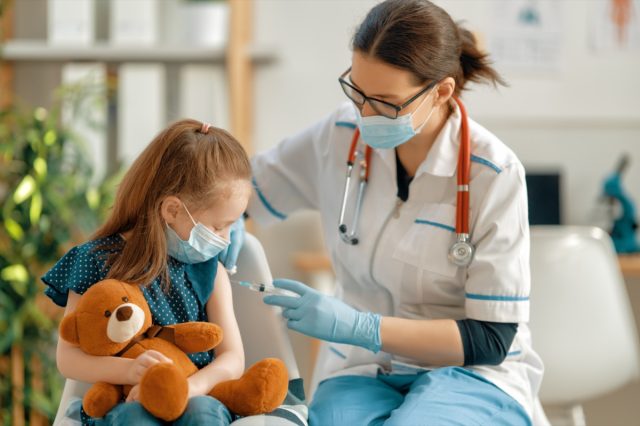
top-left (603, 154), bottom-right (640, 253)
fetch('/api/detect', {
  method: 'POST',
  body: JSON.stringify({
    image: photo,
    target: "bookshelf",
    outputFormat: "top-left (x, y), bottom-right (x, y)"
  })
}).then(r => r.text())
top-left (0, 0), bottom-right (275, 156)
top-left (0, 2), bottom-right (272, 424)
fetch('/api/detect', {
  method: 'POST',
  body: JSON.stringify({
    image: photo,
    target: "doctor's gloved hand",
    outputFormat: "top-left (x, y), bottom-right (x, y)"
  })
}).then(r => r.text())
top-left (219, 216), bottom-right (245, 274)
top-left (263, 279), bottom-right (382, 353)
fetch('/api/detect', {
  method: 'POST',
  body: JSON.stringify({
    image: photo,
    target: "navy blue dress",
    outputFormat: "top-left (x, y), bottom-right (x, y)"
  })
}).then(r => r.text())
top-left (42, 234), bottom-right (219, 368)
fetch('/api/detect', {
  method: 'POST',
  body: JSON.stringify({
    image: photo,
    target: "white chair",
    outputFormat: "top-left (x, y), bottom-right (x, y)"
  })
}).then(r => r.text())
top-left (529, 226), bottom-right (640, 426)
top-left (53, 233), bottom-right (306, 426)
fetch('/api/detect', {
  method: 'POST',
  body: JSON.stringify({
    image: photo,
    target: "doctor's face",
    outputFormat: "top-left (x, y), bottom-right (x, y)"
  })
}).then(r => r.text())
top-left (348, 51), bottom-right (436, 123)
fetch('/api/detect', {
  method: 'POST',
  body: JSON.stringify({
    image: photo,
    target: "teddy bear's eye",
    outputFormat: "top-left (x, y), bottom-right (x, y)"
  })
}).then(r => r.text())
top-left (122, 296), bottom-right (129, 303)
top-left (104, 310), bottom-right (112, 318)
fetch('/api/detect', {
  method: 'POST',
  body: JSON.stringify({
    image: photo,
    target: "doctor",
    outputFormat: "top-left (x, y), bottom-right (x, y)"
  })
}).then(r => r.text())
top-left (245, 0), bottom-right (543, 424)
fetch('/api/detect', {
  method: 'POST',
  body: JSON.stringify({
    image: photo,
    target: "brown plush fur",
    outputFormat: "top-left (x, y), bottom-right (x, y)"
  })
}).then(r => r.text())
top-left (60, 279), bottom-right (288, 421)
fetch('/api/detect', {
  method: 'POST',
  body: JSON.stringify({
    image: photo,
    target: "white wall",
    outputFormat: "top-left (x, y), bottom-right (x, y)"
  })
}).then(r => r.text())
top-left (253, 0), bottom-right (640, 226)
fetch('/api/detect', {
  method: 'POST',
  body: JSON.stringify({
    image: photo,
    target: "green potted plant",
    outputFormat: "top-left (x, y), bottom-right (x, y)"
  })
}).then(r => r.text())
top-left (0, 95), bottom-right (119, 424)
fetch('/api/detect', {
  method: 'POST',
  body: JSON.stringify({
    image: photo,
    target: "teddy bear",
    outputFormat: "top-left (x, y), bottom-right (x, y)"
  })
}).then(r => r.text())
top-left (59, 279), bottom-right (289, 421)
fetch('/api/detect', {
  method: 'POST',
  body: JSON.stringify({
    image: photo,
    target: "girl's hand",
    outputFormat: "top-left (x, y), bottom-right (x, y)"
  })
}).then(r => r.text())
top-left (125, 384), bottom-right (140, 403)
top-left (126, 350), bottom-right (173, 385)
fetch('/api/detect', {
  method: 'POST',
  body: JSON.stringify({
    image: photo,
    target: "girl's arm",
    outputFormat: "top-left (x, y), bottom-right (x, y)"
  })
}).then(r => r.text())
top-left (187, 265), bottom-right (245, 397)
top-left (57, 291), bottom-right (172, 385)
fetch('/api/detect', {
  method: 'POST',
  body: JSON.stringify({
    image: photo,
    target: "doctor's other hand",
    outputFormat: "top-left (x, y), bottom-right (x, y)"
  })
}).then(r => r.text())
top-left (263, 279), bottom-right (381, 353)
top-left (219, 216), bottom-right (245, 274)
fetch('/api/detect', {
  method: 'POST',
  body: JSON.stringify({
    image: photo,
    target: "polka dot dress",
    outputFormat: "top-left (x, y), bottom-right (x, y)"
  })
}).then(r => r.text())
top-left (42, 234), bottom-right (219, 369)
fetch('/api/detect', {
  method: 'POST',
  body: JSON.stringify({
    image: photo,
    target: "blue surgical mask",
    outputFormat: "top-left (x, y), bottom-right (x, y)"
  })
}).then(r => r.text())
top-left (356, 88), bottom-right (437, 150)
top-left (166, 203), bottom-right (230, 264)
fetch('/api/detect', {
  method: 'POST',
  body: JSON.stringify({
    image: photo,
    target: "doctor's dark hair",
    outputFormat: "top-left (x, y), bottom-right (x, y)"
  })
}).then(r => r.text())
top-left (94, 119), bottom-right (251, 288)
top-left (352, 0), bottom-right (505, 95)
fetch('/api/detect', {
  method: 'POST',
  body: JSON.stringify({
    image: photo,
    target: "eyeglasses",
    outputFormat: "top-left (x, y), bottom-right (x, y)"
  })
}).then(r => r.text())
top-left (338, 67), bottom-right (436, 119)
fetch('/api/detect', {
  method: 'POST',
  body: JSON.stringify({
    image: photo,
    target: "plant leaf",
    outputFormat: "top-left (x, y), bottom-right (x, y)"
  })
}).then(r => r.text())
top-left (4, 218), bottom-right (24, 240)
top-left (30, 191), bottom-right (43, 224)
top-left (33, 157), bottom-right (48, 179)
top-left (13, 175), bottom-right (36, 204)
top-left (1, 264), bottom-right (28, 284)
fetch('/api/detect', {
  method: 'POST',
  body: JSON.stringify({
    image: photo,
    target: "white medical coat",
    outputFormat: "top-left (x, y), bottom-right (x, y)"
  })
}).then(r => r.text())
top-left (247, 101), bottom-right (544, 417)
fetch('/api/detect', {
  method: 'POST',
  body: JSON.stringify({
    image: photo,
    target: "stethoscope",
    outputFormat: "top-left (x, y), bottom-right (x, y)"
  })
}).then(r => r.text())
top-left (338, 96), bottom-right (475, 267)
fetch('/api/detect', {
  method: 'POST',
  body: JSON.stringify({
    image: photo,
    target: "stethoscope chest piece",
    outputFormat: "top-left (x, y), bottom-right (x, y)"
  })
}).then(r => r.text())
top-left (339, 97), bottom-right (476, 268)
top-left (448, 235), bottom-right (474, 267)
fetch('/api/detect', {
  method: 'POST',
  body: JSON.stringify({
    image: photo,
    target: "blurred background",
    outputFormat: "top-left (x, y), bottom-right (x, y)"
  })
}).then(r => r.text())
top-left (1, 0), bottom-right (640, 425)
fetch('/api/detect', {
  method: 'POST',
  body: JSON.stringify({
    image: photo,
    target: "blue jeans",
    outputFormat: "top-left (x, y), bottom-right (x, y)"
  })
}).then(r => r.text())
top-left (309, 367), bottom-right (531, 426)
top-left (81, 396), bottom-right (232, 425)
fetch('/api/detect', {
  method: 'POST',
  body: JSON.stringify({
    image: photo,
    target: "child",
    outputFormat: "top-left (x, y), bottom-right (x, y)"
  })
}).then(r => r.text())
top-left (43, 120), bottom-right (252, 425)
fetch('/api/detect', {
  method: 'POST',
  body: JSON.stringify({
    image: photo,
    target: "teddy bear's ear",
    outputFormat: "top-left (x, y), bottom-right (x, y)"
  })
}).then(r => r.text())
top-left (59, 314), bottom-right (79, 345)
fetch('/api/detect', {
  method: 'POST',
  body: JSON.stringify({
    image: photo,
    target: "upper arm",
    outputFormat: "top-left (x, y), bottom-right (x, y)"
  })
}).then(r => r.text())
top-left (465, 164), bottom-right (530, 323)
top-left (247, 115), bottom-right (333, 225)
top-left (58, 291), bottom-right (81, 346)
top-left (56, 292), bottom-right (81, 369)
top-left (206, 264), bottom-right (244, 360)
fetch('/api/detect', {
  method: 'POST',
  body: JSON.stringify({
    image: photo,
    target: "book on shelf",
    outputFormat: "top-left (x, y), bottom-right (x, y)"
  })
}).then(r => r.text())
top-left (61, 62), bottom-right (107, 182)
top-left (178, 64), bottom-right (229, 131)
top-left (118, 64), bottom-right (166, 164)
top-left (47, 0), bottom-right (95, 45)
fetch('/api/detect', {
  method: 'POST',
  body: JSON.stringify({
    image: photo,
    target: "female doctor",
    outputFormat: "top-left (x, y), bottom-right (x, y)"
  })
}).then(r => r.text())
top-left (244, 0), bottom-right (544, 424)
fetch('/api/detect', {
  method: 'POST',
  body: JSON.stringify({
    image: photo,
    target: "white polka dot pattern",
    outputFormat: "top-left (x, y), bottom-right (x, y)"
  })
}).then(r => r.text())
top-left (42, 234), bottom-right (218, 368)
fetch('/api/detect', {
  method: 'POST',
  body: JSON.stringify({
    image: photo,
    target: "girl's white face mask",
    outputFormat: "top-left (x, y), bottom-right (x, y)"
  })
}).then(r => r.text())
top-left (166, 202), bottom-right (230, 264)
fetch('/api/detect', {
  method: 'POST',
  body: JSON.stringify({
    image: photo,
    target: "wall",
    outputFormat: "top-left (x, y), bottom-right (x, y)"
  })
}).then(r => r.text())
top-left (253, 0), bottom-right (640, 226)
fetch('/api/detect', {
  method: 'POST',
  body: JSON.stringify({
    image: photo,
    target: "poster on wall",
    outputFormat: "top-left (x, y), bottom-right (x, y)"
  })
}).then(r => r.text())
top-left (488, 0), bottom-right (564, 75)
top-left (590, 0), bottom-right (640, 51)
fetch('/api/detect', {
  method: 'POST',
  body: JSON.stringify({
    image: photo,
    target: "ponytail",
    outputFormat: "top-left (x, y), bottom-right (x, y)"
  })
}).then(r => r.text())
top-left (457, 24), bottom-right (506, 93)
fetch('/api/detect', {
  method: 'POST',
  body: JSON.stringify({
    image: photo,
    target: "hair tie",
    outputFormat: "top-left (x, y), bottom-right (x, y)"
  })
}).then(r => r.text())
top-left (200, 122), bottom-right (211, 133)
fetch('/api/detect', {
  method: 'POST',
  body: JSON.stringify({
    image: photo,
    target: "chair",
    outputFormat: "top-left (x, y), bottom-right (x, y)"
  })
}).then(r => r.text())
top-left (53, 233), bottom-right (305, 426)
top-left (529, 226), bottom-right (640, 426)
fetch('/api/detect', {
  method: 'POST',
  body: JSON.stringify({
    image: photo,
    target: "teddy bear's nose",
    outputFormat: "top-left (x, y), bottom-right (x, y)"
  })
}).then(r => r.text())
top-left (116, 306), bottom-right (133, 321)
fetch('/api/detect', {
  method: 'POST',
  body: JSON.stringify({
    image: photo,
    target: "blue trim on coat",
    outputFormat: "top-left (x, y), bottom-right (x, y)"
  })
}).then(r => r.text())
top-left (470, 155), bottom-right (502, 174)
top-left (415, 219), bottom-right (456, 233)
top-left (252, 177), bottom-right (287, 220)
top-left (335, 121), bottom-right (357, 129)
top-left (465, 293), bottom-right (529, 302)
top-left (328, 346), bottom-right (347, 359)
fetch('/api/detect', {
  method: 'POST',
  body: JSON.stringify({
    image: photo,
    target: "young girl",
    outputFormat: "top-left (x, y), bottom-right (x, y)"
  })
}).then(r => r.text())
top-left (43, 119), bottom-right (252, 425)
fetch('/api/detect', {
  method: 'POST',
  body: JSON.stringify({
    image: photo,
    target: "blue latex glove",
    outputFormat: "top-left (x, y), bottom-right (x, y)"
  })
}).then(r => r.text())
top-left (219, 216), bottom-right (245, 274)
top-left (263, 279), bottom-right (382, 353)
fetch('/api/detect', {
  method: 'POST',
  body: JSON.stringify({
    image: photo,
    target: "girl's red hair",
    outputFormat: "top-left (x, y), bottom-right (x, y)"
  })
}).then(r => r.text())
top-left (94, 119), bottom-right (251, 287)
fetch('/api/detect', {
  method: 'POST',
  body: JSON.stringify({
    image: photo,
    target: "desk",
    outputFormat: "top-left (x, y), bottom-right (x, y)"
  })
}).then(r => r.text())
top-left (618, 254), bottom-right (640, 279)
top-left (292, 251), bottom-right (332, 274)
top-left (294, 251), bottom-right (640, 280)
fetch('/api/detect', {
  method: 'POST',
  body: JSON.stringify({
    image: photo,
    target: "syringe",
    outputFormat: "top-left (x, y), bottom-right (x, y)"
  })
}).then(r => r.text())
top-left (230, 280), bottom-right (297, 297)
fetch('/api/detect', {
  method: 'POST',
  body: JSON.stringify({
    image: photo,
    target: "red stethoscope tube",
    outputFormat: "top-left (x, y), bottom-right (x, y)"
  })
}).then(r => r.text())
top-left (453, 96), bottom-right (470, 236)
top-left (339, 97), bottom-right (473, 265)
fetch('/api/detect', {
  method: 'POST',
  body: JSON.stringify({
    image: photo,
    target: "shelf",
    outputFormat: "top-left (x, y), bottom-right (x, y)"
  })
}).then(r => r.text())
top-left (0, 40), bottom-right (277, 64)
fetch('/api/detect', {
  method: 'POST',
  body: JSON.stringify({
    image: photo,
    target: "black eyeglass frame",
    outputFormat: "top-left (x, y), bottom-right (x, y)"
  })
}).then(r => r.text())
top-left (338, 67), bottom-right (437, 119)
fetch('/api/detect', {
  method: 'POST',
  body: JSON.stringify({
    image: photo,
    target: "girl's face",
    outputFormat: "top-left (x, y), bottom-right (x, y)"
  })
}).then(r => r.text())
top-left (163, 179), bottom-right (251, 241)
